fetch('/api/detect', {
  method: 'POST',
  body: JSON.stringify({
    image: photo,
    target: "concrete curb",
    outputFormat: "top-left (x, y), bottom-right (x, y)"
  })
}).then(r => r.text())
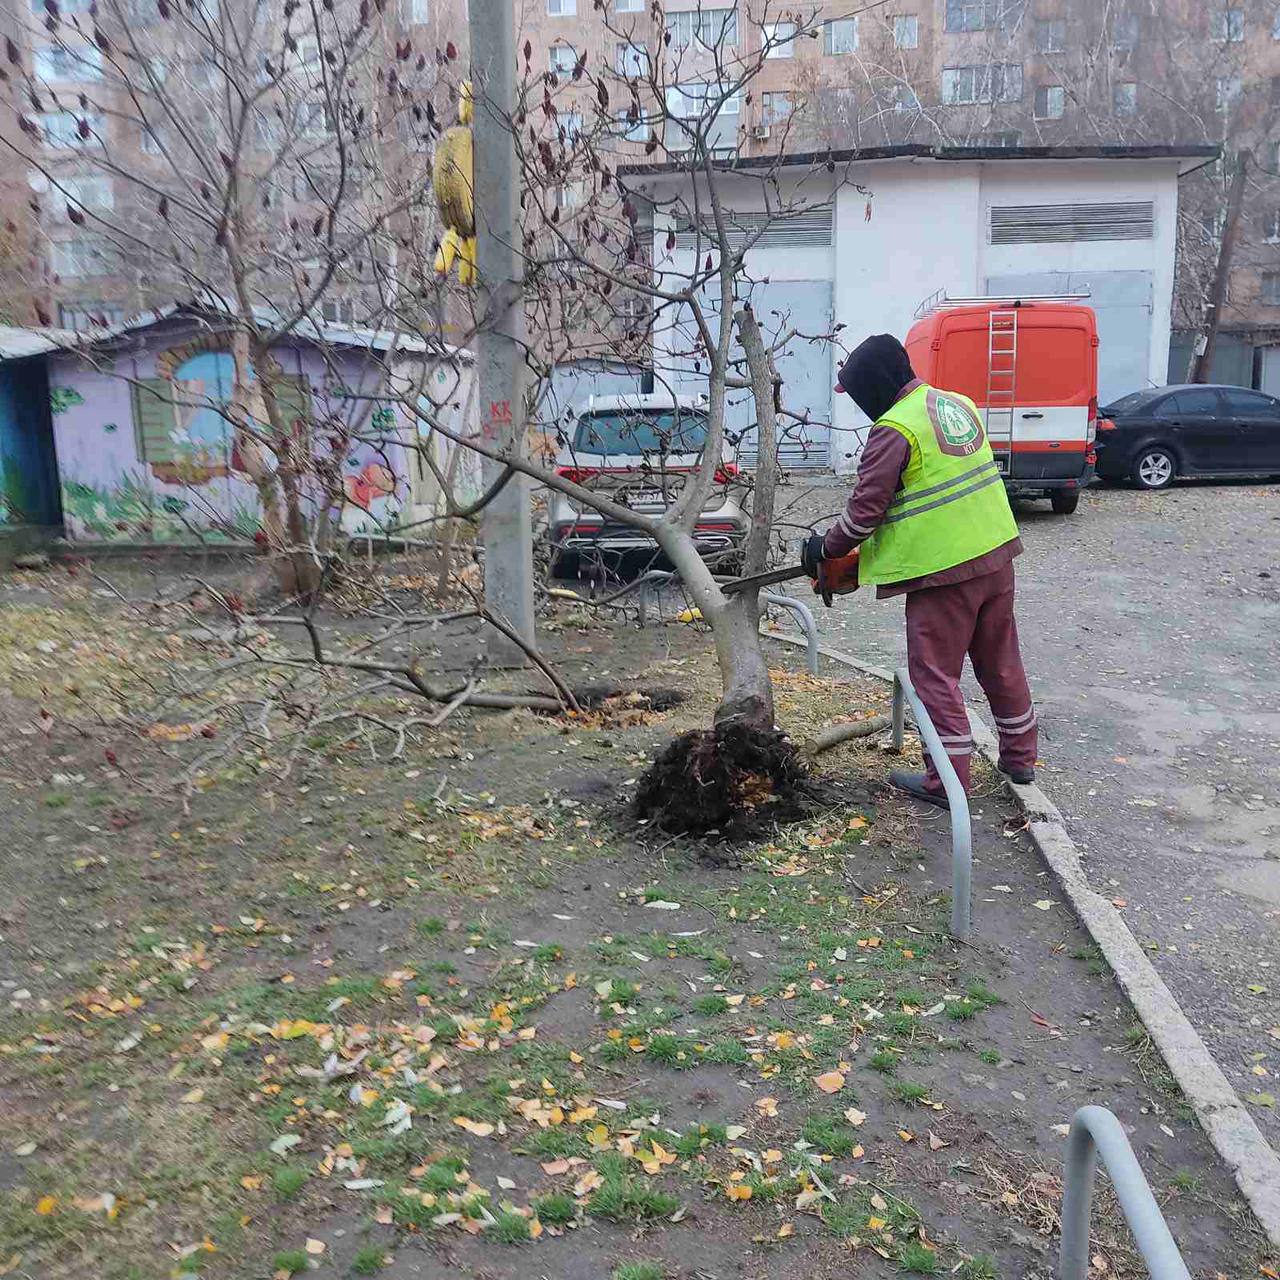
top-left (764, 628), bottom-right (1280, 1249)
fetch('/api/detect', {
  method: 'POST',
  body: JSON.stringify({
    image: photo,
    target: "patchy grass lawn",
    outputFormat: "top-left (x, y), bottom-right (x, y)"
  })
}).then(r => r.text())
top-left (0, 569), bottom-right (1270, 1279)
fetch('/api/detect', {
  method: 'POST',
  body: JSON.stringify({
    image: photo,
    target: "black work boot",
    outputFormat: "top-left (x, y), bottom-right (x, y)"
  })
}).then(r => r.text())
top-left (998, 760), bottom-right (1035, 785)
top-left (888, 770), bottom-right (950, 810)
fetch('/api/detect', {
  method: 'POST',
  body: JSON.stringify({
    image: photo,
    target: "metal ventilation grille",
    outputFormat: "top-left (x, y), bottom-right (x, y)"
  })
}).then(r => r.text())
top-left (990, 201), bottom-right (1155, 244)
top-left (672, 208), bottom-right (833, 251)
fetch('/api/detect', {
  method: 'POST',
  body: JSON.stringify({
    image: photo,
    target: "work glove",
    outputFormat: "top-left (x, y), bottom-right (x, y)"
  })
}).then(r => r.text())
top-left (799, 532), bottom-right (828, 578)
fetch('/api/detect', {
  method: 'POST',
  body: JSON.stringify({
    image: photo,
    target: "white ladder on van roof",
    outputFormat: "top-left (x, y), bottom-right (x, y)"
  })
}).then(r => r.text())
top-left (985, 308), bottom-right (1018, 439)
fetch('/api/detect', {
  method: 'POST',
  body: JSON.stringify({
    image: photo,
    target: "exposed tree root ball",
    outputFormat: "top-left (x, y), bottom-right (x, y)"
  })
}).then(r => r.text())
top-left (634, 721), bottom-right (809, 838)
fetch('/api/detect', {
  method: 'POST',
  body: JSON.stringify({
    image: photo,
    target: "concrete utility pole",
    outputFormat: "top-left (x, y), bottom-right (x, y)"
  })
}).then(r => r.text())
top-left (470, 0), bottom-right (535, 664)
top-left (1190, 149), bottom-right (1250, 385)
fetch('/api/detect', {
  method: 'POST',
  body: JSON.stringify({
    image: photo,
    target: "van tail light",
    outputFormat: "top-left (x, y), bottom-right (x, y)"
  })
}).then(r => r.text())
top-left (1087, 395), bottom-right (1098, 444)
top-left (1086, 448), bottom-right (1098, 466)
top-left (556, 466), bottom-right (599, 485)
top-left (714, 462), bottom-right (740, 484)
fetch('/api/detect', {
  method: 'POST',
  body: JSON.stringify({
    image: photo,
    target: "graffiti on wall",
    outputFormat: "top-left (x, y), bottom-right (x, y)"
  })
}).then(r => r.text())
top-left (51, 331), bottom-right (410, 543)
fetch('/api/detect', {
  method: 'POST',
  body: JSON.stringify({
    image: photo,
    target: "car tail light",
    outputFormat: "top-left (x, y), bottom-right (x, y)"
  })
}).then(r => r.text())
top-left (556, 466), bottom-right (599, 485)
top-left (714, 462), bottom-right (740, 484)
top-left (1095, 418), bottom-right (1116, 432)
top-left (695, 520), bottom-right (739, 532)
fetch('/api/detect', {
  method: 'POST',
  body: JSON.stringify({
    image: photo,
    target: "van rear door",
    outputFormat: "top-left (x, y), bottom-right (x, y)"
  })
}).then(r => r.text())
top-left (933, 306), bottom-right (1095, 483)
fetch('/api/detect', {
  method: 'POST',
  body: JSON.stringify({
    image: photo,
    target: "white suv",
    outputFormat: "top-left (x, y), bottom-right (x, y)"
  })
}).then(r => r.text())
top-left (548, 394), bottom-right (748, 576)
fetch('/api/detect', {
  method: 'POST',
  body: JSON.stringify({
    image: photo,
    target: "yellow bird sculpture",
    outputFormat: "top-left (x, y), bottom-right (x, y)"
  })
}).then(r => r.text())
top-left (433, 82), bottom-right (476, 285)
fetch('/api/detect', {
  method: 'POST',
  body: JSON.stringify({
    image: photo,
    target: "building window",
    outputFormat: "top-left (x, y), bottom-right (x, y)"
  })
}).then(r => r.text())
top-left (38, 112), bottom-right (103, 148)
top-left (49, 235), bottom-right (112, 278)
top-left (1113, 81), bottom-right (1137, 115)
top-left (824, 17), bottom-right (858, 53)
top-left (893, 14), bottom-right (918, 47)
top-left (941, 63), bottom-right (1022, 105)
top-left (1033, 18), bottom-right (1065, 52)
top-left (1033, 84), bottom-right (1065, 119)
top-left (945, 0), bottom-right (1020, 33)
top-left (615, 0), bottom-right (643, 11)
top-left (614, 108), bottom-right (649, 141)
top-left (824, 17), bottom-right (855, 53)
top-left (1113, 11), bottom-right (1140, 51)
top-left (321, 297), bottom-right (358, 324)
top-left (616, 41), bottom-right (647, 76)
top-left (57, 174), bottom-right (114, 217)
top-left (983, 130), bottom-right (1020, 147)
top-left (1274, 6), bottom-right (1280, 37)
top-left (1264, 208), bottom-right (1280, 243)
top-left (667, 8), bottom-right (738, 50)
top-left (666, 82), bottom-right (740, 118)
top-left (410, 0), bottom-right (429, 21)
top-left (763, 22), bottom-right (796, 57)
top-left (296, 102), bottom-right (334, 137)
top-left (34, 43), bottom-right (103, 82)
top-left (546, 0), bottom-right (576, 15)
top-left (892, 83), bottom-right (920, 110)
top-left (1262, 271), bottom-right (1280, 305)
top-left (761, 91), bottom-right (791, 124)
top-left (1215, 75), bottom-right (1242, 111)
top-left (548, 44), bottom-right (577, 78)
top-left (560, 111), bottom-right (583, 139)
top-left (58, 302), bottom-right (124, 329)
top-left (1211, 6), bottom-right (1244, 40)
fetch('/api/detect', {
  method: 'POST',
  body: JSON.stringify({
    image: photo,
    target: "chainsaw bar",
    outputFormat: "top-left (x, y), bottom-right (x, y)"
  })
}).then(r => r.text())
top-left (717, 564), bottom-right (808, 596)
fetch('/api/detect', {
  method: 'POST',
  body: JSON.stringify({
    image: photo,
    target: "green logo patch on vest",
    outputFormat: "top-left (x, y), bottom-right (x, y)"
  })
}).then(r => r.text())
top-left (926, 389), bottom-right (984, 457)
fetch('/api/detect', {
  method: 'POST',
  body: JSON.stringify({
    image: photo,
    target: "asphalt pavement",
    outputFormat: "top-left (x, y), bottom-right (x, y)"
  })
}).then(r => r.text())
top-left (776, 477), bottom-right (1280, 1142)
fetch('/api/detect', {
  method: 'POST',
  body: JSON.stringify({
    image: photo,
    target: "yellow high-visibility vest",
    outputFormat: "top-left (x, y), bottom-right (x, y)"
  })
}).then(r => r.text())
top-left (857, 384), bottom-right (1019, 586)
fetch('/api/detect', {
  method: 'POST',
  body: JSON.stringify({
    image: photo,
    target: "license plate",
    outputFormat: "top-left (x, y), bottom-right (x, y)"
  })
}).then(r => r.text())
top-left (627, 488), bottom-right (668, 508)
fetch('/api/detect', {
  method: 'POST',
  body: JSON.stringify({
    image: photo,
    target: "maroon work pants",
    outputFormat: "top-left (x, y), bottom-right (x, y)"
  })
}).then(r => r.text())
top-left (903, 562), bottom-right (1037, 794)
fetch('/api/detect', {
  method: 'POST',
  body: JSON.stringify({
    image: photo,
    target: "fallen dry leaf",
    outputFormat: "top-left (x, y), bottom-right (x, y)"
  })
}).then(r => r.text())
top-left (453, 1117), bottom-right (495, 1136)
top-left (813, 1070), bottom-right (846, 1094)
top-left (844, 1107), bottom-right (867, 1127)
top-left (927, 1131), bottom-right (948, 1151)
top-left (755, 1096), bottom-right (779, 1117)
top-left (540, 1158), bottom-right (571, 1175)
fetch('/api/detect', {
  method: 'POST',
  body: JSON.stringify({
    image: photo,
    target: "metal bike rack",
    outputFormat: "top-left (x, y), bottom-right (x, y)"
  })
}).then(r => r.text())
top-left (890, 667), bottom-right (973, 941)
top-left (636, 571), bottom-right (820, 675)
top-left (1059, 1106), bottom-right (1190, 1280)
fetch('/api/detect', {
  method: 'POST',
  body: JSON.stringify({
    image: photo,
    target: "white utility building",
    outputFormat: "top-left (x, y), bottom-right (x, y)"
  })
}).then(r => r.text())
top-left (624, 143), bottom-right (1216, 473)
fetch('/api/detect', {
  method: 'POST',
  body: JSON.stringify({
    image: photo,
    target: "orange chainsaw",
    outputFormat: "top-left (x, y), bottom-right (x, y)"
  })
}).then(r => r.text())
top-left (719, 548), bottom-right (860, 607)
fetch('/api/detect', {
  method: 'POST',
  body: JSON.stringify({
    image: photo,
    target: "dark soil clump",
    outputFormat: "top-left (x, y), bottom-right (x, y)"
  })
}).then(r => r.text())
top-left (634, 720), bottom-right (811, 838)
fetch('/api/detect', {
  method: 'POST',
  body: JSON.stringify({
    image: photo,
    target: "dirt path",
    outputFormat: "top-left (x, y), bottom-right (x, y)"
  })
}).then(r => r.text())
top-left (774, 479), bottom-right (1280, 1155)
top-left (0, 574), bottom-right (1269, 1278)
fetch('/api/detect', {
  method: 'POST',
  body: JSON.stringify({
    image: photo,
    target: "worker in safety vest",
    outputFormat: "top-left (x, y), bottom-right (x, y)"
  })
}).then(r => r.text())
top-left (800, 333), bottom-right (1037, 807)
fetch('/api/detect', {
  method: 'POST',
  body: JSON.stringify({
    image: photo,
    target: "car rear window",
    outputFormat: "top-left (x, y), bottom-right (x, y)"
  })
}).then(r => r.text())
top-left (572, 410), bottom-right (709, 455)
top-left (1104, 390), bottom-right (1159, 415)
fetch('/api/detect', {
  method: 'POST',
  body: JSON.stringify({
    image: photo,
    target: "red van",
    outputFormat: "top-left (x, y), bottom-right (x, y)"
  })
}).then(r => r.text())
top-left (904, 296), bottom-right (1098, 514)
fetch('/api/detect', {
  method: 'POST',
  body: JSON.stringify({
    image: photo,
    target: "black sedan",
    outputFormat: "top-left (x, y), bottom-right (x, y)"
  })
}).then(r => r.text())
top-left (1096, 384), bottom-right (1280, 489)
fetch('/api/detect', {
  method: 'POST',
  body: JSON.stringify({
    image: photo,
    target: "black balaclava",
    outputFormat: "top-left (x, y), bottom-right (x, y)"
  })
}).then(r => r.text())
top-left (835, 334), bottom-right (917, 422)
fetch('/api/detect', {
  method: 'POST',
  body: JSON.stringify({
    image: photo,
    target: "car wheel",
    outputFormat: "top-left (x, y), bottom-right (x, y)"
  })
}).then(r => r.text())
top-left (1132, 447), bottom-right (1176, 490)
top-left (1050, 491), bottom-right (1079, 514)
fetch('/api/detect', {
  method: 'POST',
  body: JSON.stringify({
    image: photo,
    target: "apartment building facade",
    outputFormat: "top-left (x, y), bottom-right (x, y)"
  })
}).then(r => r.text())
top-left (4, 0), bottom-right (1275, 387)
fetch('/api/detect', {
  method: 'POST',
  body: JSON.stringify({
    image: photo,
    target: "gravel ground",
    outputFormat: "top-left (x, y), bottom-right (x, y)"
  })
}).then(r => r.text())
top-left (772, 476), bottom-right (1280, 1144)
